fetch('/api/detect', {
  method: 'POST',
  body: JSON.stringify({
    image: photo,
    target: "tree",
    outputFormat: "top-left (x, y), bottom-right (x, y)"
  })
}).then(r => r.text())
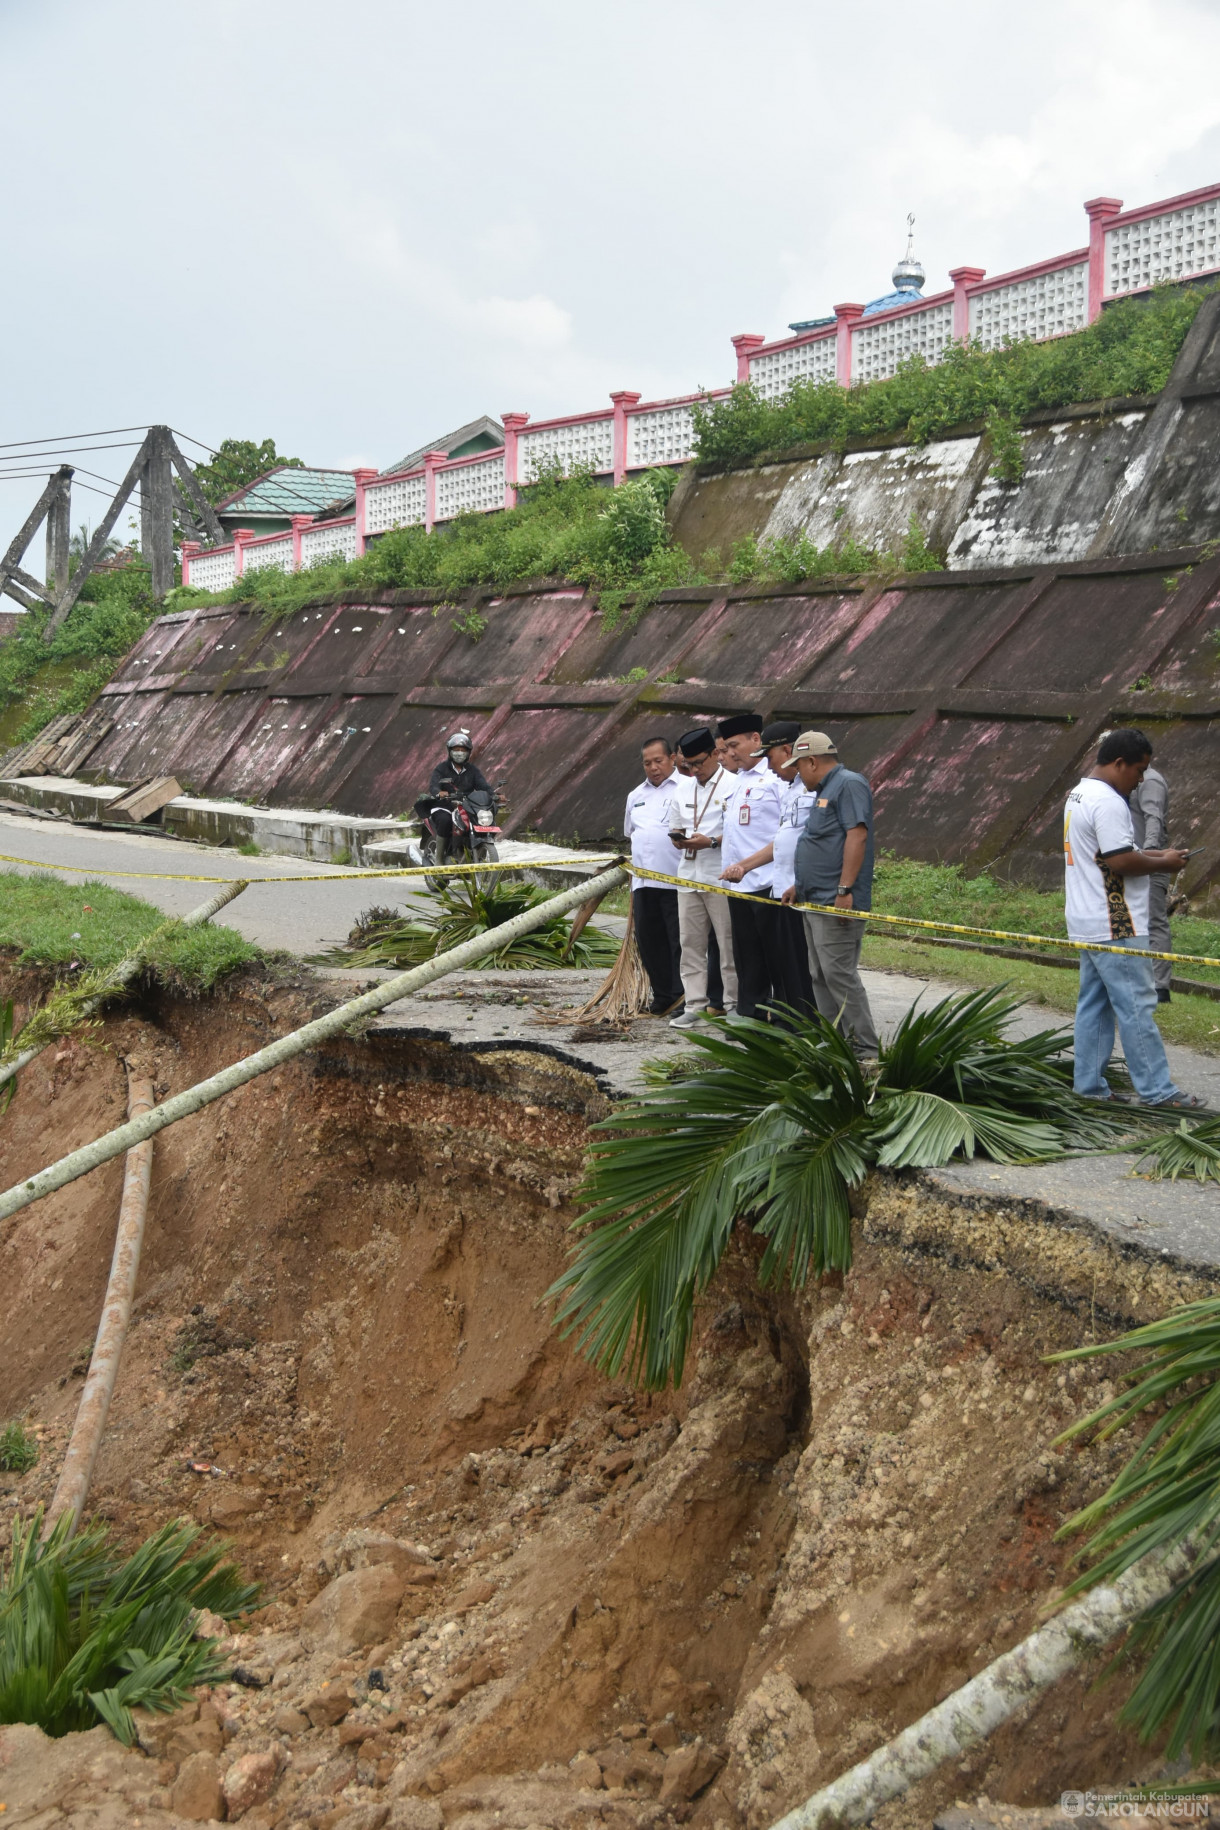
top-left (190, 438), bottom-right (304, 507)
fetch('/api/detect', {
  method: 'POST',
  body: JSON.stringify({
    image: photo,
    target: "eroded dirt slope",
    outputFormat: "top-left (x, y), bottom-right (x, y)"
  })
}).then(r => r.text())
top-left (1, 968), bottom-right (1215, 1830)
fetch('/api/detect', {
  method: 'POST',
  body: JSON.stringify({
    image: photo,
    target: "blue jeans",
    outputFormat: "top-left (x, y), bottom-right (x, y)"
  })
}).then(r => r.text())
top-left (1073, 938), bottom-right (1181, 1105)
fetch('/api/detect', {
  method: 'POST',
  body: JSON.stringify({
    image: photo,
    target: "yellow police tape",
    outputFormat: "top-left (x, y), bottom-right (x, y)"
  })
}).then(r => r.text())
top-left (1, 846), bottom-right (1216, 974)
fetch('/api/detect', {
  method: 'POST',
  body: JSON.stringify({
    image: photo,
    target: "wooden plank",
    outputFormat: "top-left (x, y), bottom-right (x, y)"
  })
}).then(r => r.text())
top-left (108, 775), bottom-right (181, 823)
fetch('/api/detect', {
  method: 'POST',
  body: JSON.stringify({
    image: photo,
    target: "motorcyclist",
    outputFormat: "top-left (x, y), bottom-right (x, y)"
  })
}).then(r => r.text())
top-left (414, 731), bottom-right (497, 863)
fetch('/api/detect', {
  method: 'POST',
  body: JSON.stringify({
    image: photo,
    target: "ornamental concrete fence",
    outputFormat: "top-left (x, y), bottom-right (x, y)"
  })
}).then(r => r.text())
top-left (180, 184), bottom-right (1220, 589)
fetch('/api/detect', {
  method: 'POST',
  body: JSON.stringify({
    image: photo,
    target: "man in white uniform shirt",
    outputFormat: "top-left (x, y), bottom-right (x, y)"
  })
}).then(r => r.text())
top-left (715, 712), bottom-right (785, 1020)
top-left (623, 734), bottom-right (683, 1014)
top-left (665, 727), bottom-right (739, 1028)
top-left (716, 721), bottom-right (817, 1019)
top-left (1064, 727), bottom-right (1200, 1109)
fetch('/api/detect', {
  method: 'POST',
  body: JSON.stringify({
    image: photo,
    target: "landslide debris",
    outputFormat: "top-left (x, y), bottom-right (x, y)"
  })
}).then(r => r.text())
top-left (1, 968), bottom-right (1213, 1828)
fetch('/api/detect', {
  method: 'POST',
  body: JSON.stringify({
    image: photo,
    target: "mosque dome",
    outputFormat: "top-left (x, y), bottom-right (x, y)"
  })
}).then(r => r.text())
top-left (862, 215), bottom-right (926, 317)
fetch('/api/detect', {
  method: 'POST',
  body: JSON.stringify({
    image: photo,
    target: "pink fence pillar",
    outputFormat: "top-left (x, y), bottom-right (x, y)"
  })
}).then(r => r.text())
top-left (731, 333), bottom-right (765, 383)
top-left (180, 540), bottom-right (200, 587)
top-left (501, 412), bottom-right (529, 509)
top-left (290, 514), bottom-right (312, 571)
top-left (950, 266), bottom-right (985, 342)
top-left (1085, 196), bottom-right (1122, 321)
top-left (422, 451), bottom-right (448, 533)
top-left (834, 304), bottom-right (863, 386)
top-left (232, 528), bottom-right (255, 578)
top-left (351, 468), bottom-right (378, 555)
top-left (610, 391), bottom-right (641, 483)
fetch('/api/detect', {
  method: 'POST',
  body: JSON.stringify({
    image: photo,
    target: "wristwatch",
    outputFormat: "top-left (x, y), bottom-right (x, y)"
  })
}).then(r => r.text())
top-left (837, 885), bottom-right (854, 895)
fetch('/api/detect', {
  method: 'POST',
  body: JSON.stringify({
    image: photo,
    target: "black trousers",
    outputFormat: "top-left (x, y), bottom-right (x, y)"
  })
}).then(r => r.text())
top-left (633, 887), bottom-right (682, 1012)
top-left (707, 926), bottom-right (724, 1012)
top-left (728, 892), bottom-right (816, 1023)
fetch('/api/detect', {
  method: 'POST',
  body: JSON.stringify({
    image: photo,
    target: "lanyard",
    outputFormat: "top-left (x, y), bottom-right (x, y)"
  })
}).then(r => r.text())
top-left (689, 766), bottom-right (724, 834)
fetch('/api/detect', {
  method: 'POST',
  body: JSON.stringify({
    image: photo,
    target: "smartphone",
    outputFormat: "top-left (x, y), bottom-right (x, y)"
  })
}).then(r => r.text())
top-left (1182, 847), bottom-right (1205, 858)
top-left (669, 828), bottom-right (687, 841)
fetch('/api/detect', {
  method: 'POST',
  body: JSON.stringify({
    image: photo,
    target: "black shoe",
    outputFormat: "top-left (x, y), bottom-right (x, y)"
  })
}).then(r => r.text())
top-left (1157, 989), bottom-right (1171, 1004)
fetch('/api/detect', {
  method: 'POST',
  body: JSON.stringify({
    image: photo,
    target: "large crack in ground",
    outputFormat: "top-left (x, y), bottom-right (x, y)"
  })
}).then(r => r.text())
top-left (1, 966), bottom-right (1214, 1829)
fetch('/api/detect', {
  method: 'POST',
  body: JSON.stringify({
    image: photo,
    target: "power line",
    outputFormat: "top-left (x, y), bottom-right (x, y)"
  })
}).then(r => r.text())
top-left (0, 424), bottom-right (153, 453)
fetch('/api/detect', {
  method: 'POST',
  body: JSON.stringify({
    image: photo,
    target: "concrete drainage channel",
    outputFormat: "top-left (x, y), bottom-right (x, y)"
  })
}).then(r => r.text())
top-left (0, 773), bottom-right (608, 884)
top-left (3, 946), bottom-right (1219, 1825)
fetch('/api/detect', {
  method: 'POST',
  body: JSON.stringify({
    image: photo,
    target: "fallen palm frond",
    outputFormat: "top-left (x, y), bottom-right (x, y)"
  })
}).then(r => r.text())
top-left (550, 986), bottom-right (1153, 1389)
top-left (0, 1511), bottom-right (257, 1743)
top-left (567, 898), bottom-right (652, 1022)
top-left (1050, 1297), bottom-right (1220, 1762)
top-left (315, 878), bottom-right (621, 973)
top-left (1134, 1115), bottom-right (1220, 1184)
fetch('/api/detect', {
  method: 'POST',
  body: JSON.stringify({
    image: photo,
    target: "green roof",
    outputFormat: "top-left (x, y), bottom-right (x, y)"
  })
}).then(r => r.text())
top-left (216, 466), bottom-right (357, 519)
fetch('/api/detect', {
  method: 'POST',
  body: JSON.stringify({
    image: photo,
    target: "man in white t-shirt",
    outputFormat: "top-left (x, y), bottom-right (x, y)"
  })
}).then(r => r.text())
top-left (665, 726), bottom-right (739, 1028)
top-left (1064, 728), bottom-right (1200, 1109)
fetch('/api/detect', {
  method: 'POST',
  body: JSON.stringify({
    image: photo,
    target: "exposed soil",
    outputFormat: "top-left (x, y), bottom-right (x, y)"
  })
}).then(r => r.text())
top-left (1, 964), bottom-right (1216, 1830)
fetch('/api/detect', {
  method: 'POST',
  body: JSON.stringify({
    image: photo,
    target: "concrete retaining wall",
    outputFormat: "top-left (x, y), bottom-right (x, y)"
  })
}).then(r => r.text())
top-left (669, 294), bottom-right (1220, 571)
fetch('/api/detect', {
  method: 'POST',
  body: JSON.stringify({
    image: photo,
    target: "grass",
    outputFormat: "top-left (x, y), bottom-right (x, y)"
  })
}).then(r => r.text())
top-left (859, 855), bottom-right (1220, 1055)
top-left (0, 873), bottom-right (259, 993)
top-left (0, 1423), bottom-right (38, 1475)
top-left (0, 565), bottom-right (162, 749)
top-left (692, 284), bottom-right (1214, 472)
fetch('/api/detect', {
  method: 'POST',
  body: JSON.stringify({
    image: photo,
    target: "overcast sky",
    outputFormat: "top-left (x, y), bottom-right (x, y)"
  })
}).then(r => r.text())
top-left (3, 0), bottom-right (1220, 544)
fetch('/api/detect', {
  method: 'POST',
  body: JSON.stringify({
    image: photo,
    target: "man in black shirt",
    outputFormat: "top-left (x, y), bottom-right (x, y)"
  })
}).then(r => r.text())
top-left (415, 731), bottom-right (495, 862)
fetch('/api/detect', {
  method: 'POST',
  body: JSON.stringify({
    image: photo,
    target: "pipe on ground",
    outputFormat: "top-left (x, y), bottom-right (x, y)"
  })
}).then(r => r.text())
top-left (0, 861), bottom-right (629, 1225)
top-left (0, 877), bottom-right (249, 1093)
top-left (43, 1070), bottom-right (156, 1537)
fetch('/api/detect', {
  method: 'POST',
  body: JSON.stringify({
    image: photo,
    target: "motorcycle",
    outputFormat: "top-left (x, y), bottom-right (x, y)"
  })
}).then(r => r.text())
top-left (418, 786), bottom-right (503, 891)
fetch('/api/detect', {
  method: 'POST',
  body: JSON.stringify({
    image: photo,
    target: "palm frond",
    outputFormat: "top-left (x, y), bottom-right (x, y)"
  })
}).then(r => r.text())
top-left (551, 991), bottom-right (1163, 1391)
top-left (1134, 1118), bottom-right (1220, 1185)
top-left (1052, 1298), bottom-right (1220, 1760)
top-left (0, 1511), bottom-right (257, 1743)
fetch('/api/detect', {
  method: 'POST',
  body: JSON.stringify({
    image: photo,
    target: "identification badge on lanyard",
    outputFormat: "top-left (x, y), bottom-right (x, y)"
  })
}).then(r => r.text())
top-left (739, 806), bottom-right (750, 825)
top-left (684, 845), bottom-right (697, 861)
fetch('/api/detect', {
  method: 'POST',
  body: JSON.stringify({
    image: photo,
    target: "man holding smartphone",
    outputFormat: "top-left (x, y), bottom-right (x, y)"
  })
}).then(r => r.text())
top-left (665, 727), bottom-right (738, 1028)
top-left (1064, 728), bottom-right (1204, 1110)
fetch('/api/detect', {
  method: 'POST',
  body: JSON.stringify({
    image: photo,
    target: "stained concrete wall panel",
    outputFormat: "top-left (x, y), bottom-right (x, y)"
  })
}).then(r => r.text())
top-left (765, 438), bottom-right (983, 556)
top-left (872, 716), bottom-right (1049, 864)
top-left (528, 707), bottom-right (708, 845)
top-left (273, 696), bottom-right (396, 806)
top-left (105, 613), bottom-right (203, 687)
top-left (278, 608), bottom-right (391, 694)
top-left (792, 584), bottom-right (1030, 694)
top-left (185, 615), bottom-right (268, 681)
top-left (1120, 398), bottom-right (1220, 554)
top-left (693, 591), bottom-right (864, 692)
top-left (164, 692), bottom-right (272, 795)
top-left (355, 605), bottom-right (460, 684)
top-left (328, 705), bottom-right (476, 818)
top-left (546, 598), bottom-right (713, 685)
top-left (962, 571), bottom-right (1174, 694)
top-left (1145, 588), bottom-right (1220, 690)
top-left (473, 708), bottom-right (610, 812)
top-left (789, 714), bottom-right (915, 777)
top-left (91, 690), bottom-right (216, 786)
top-left (86, 690), bottom-right (175, 780)
top-left (946, 414), bottom-right (1150, 569)
top-left (432, 591), bottom-right (588, 688)
top-left (207, 697), bottom-right (334, 801)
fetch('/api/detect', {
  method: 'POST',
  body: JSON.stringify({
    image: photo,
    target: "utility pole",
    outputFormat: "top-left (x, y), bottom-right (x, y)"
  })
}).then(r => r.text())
top-left (140, 425), bottom-right (175, 600)
top-left (45, 467), bottom-right (71, 597)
